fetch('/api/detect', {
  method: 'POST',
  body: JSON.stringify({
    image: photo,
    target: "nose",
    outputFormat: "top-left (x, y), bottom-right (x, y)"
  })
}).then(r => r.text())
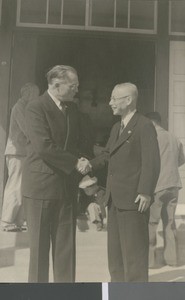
top-left (72, 84), bottom-right (78, 94)
top-left (109, 99), bottom-right (113, 106)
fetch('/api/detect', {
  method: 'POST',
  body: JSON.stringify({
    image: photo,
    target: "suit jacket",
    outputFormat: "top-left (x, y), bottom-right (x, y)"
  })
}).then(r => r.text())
top-left (91, 112), bottom-right (160, 210)
top-left (22, 92), bottom-right (84, 201)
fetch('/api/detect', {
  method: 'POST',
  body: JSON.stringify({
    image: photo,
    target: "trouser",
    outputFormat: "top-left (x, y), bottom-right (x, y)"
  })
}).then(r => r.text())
top-left (149, 188), bottom-right (178, 266)
top-left (108, 200), bottom-right (149, 282)
top-left (1, 156), bottom-right (25, 226)
top-left (87, 202), bottom-right (102, 223)
top-left (23, 196), bottom-right (76, 283)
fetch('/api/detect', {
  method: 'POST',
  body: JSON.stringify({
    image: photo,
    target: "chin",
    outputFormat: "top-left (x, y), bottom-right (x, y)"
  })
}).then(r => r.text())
top-left (112, 110), bottom-right (118, 115)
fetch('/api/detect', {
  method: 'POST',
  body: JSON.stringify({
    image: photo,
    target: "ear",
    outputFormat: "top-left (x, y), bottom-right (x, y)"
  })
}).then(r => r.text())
top-left (126, 96), bottom-right (132, 105)
top-left (53, 78), bottom-right (61, 89)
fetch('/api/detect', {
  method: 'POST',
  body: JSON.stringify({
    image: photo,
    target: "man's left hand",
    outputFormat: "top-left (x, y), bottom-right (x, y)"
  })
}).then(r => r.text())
top-left (135, 194), bottom-right (151, 213)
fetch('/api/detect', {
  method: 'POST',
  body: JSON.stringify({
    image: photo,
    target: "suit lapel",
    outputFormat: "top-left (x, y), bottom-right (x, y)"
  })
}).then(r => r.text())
top-left (109, 122), bottom-right (120, 150)
top-left (42, 92), bottom-right (67, 121)
top-left (110, 112), bottom-right (139, 154)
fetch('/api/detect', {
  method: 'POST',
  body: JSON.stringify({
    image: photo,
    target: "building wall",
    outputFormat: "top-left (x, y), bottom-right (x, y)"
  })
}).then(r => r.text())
top-left (0, 1), bottom-right (172, 209)
top-left (10, 32), bottom-right (38, 107)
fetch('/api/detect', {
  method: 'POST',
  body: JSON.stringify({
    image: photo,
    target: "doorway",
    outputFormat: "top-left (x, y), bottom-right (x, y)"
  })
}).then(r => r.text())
top-left (36, 34), bottom-right (156, 141)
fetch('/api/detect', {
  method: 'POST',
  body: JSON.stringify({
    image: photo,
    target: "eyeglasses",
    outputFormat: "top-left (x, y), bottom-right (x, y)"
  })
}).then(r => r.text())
top-left (58, 81), bottom-right (79, 89)
top-left (110, 95), bottom-right (129, 102)
top-left (68, 83), bottom-right (78, 89)
top-left (67, 81), bottom-right (79, 89)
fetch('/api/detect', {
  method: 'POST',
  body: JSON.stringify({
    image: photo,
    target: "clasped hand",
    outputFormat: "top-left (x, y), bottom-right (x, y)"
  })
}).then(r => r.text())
top-left (76, 157), bottom-right (92, 175)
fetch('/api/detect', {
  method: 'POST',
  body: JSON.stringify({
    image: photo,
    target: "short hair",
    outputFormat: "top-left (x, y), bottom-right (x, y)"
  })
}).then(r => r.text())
top-left (115, 82), bottom-right (138, 100)
top-left (20, 82), bottom-right (39, 100)
top-left (46, 65), bottom-right (77, 85)
top-left (20, 82), bottom-right (38, 96)
top-left (145, 112), bottom-right (162, 124)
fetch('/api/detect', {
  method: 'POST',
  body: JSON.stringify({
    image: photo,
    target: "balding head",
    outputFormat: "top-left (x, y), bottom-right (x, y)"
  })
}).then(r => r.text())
top-left (109, 82), bottom-right (138, 117)
top-left (114, 83), bottom-right (138, 104)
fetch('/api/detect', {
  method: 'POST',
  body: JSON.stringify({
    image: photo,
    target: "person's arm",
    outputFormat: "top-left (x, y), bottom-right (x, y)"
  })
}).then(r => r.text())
top-left (90, 130), bottom-right (113, 171)
top-left (26, 100), bottom-right (78, 175)
top-left (178, 140), bottom-right (185, 167)
top-left (79, 124), bottom-right (116, 174)
top-left (136, 122), bottom-right (160, 212)
top-left (138, 122), bottom-right (160, 195)
top-left (13, 103), bottom-right (28, 136)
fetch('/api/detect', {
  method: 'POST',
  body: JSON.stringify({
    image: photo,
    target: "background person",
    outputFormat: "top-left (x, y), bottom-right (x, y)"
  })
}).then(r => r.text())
top-left (79, 175), bottom-right (106, 231)
top-left (146, 112), bottom-right (185, 267)
top-left (1, 83), bottom-right (39, 232)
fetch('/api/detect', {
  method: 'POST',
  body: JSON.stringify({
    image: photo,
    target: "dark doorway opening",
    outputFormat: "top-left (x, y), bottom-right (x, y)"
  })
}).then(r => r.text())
top-left (36, 34), bottom-right (155, 143)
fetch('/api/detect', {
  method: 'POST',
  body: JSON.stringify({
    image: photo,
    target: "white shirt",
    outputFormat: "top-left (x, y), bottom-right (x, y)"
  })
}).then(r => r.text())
top-left (47, 90), bottom-right (63, 110)
top-left (121, 109), bottom-right (136, 127)
top-left (154, 125), bottom-right (185, 192)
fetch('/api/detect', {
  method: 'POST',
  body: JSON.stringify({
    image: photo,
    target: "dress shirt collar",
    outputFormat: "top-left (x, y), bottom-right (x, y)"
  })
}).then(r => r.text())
top-left (47, 89), bottom-right (62, 110)
top-left (121, 109), bottom-right (136, 127)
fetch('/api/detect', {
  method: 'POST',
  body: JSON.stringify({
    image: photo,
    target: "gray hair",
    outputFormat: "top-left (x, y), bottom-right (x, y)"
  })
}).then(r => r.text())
top-left (20, 82), bottom-right (39, 101)
top-left (46, 65), bottom-right (77, 85)
top-left (115, 82), bottom-right (138, 101)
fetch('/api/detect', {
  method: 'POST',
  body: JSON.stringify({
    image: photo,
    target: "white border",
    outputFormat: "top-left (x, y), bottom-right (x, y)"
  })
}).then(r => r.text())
top-left (102, 283), bottom-right (109, 300)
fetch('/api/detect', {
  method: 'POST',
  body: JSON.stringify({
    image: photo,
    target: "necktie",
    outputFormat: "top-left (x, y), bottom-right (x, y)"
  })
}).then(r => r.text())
top-left (59, 103), bottom-right (66, 115)
top-left (119, 121), bottom-right (124, 136)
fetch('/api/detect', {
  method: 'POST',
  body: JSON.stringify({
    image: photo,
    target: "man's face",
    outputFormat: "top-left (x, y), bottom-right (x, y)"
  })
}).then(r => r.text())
top-left (57, 72), bottom-right (79, 101)
top-left (109, 87), bottom-right (130, 116)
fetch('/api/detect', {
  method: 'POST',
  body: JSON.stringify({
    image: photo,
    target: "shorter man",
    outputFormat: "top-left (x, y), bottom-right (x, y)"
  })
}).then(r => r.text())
top-left (146, 112), bottom-right (185, 267)
top-left (80, 83), bottom-right (160, 282)
top-left (79, 175), bottom-right (106, 231)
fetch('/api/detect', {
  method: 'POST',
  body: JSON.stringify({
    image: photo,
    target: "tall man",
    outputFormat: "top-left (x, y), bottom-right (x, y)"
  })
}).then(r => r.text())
top-left (22, 65), bottom-right (90, 283)
top-left (146, 112), bottom-right (185, 267)
top-left (86, 83), bottom-right (160, 282)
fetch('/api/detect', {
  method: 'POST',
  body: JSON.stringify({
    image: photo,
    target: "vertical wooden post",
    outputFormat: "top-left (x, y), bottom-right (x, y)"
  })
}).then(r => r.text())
top-left (155, 0), bottom-right (169, 129)
top-left (0, 0), bottom-right (17, 267)
top-left (0, 0), bottom-right (16, 211)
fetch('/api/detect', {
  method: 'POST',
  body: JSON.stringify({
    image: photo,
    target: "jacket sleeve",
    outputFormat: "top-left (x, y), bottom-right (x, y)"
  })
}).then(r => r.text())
top-left (137, 121), bottom-right (160, 196)
top-left (14, 102), bottom-right (27, 137)
top-left (178, 141), bottom-right (185, 167)
top-left (25, 101), bottom-right (78, 175)
top-left (90, 126), bottom-right (115, 170)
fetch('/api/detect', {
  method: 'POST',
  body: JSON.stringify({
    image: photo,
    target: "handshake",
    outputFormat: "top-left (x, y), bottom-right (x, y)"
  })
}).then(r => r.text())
top-left (76, 157), bottom-right (92, 175)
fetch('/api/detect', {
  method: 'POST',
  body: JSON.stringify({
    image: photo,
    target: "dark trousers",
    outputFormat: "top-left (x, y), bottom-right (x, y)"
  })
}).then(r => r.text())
top-left (149, 187), bottom-right (178, 267)
top-left (23, 196), bottom-right (76, 283)
top-left (108, 200), bottom-right (149, 282)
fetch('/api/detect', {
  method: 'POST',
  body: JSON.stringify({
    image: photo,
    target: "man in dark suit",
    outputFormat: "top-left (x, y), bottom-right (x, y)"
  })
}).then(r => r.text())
top-left (22, 65), bottom-right (91, 283)
top-left (87, 83), bottom-right (160, 282)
